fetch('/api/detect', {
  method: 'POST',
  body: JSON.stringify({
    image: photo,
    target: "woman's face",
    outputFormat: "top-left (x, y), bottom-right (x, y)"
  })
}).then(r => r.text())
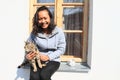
top-left (38, 10), bottom-right (51, 29)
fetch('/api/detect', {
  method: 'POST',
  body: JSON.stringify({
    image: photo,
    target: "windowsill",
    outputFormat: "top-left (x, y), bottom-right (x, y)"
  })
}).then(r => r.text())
top-left (20, 62), bottom-right (90, 73)
top-left (58, 62), bottom-right (90, 73)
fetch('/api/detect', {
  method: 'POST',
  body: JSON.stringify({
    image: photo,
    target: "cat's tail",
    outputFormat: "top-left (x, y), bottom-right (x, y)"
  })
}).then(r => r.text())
top-left (18, 61), bottom-right (29, 68)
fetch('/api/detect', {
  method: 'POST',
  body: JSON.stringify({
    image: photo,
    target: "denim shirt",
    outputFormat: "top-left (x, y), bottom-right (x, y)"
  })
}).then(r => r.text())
top-left (27, 27), bottom-right (66, 62)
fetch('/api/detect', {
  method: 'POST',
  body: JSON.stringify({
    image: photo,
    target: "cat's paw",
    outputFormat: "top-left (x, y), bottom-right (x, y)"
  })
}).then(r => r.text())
top-left (33, 69), bottom-right (37, 72)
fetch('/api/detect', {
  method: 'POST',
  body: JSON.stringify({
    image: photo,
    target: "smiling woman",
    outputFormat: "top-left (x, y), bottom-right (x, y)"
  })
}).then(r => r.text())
top-left (32, 6), bottom-right (54, 35)
top-left (27, 6), bottom-right (66, 80)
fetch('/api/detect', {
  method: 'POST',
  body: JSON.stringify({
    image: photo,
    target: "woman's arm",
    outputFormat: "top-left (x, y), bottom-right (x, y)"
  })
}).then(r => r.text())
top-left (47, 29), bottom-right (66, 60)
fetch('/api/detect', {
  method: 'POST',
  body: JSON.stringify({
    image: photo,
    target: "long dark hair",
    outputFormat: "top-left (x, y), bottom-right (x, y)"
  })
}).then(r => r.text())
top-left (32, 6), bottom-right (56, 35)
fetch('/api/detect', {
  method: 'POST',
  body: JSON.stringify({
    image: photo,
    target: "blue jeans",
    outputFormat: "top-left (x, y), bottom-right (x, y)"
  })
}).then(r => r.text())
top-left (30, 61), bottom-right (60, 80)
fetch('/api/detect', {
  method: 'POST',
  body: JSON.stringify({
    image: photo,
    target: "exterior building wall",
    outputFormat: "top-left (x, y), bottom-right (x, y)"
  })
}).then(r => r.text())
top-left (0, 0), bottom-right (120, 80)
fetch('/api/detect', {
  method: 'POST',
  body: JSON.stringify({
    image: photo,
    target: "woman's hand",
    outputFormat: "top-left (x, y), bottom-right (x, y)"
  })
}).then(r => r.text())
top-left (26, 52), bottom-right (36, 60)
top-left (39, 54), bottom-right (50, 61)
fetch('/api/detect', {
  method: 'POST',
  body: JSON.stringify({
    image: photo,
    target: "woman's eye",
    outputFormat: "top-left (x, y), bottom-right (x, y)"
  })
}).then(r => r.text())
top-left (43, 17), bottom-right (47, 20)
top-left (39, 18), bottom-right (42, 20)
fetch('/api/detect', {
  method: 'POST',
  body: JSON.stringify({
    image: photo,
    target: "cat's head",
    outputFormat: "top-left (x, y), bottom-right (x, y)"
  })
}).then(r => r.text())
top-left (24, 41), bottom-right (36, 53)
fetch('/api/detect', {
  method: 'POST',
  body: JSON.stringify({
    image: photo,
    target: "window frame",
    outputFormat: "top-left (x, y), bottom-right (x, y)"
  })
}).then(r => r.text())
top-left (29, 0), bottom-right (91, 72)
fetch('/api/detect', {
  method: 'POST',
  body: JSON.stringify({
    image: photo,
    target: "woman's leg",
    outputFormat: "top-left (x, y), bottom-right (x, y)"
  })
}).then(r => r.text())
top-left (29, 65), bottom-right (41, 80)
top-left (40, 61), bottom-right (60, 80)
top-left (29, 61), bottom-right (60, 80)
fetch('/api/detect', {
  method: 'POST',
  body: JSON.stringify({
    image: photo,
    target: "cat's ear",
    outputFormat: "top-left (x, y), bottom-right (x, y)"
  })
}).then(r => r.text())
top-left (24, 41), bottom-right (28, 44)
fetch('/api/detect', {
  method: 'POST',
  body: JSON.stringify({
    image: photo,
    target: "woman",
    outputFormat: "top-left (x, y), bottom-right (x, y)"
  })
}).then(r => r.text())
top-left (26, 6), bottom-right (66, 80)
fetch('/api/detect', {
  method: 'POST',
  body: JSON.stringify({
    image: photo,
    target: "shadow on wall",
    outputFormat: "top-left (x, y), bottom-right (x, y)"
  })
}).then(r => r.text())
top-left (15, 67), bottom-right (30, 80)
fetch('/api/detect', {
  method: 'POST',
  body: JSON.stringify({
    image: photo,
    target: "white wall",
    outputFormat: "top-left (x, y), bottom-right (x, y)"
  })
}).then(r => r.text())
top-left (0, 0), bottom-right (120, 80)
top-left (0, 0), bottom-right (29, 80)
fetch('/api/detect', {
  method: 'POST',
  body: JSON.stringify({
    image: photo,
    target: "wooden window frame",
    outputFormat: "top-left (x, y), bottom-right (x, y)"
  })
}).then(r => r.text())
top-left (29, 0), bottom-right (89, 63)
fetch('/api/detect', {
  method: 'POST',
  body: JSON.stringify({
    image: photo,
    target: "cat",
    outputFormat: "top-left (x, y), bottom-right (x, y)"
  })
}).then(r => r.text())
top-left (18, 41), bottom-right (44, 72)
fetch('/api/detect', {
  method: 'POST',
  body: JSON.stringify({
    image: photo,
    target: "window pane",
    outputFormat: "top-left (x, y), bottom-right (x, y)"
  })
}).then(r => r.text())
top-left (65, 33), bottom-right (82, 58)
top-left (64, 0), bottom-right (84, 3)
top-left (48, 7), bottom-right (54, 15)
top-left (63, 7), bottom-right (83, 30)
top-left (48, 7), bottom-right (55, 22)
top-left (37, 0), bottom-right (55, 3)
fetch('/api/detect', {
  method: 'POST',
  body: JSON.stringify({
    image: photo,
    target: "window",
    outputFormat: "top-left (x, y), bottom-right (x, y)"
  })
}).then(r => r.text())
top-left (29, 0), bottom-right (91, 72)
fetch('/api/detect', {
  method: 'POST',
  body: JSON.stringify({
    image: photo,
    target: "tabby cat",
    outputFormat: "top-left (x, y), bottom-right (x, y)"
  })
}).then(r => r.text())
top-left (18, 41), bottom-right (43, 72)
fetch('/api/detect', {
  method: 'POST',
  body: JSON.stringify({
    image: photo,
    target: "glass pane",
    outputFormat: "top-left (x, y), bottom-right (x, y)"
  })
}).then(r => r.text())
top-left (64, 0), bottom-right (84, 3)
top-left (63, 7), bottom-right (83, 30)
top-left (37, 0), bottom-right (55, 3)
top-left (47, 7), bottom-right (55, 22)
top-left (48, 7), bottom-right (54, 16)
top-left (65, 33), bottom-right (82, 57)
